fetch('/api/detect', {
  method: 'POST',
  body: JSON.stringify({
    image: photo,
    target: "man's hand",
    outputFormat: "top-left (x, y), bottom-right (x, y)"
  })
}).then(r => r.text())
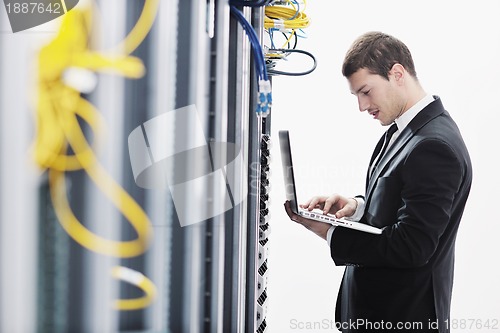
top-left (284, 201), bottom-right (331, 240)
top-left (300, 194), bottom-right (358, 218)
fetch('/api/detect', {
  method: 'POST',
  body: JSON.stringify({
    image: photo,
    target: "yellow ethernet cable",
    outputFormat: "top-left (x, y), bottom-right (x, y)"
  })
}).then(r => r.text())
top-left (264, 3), bottom-right (310, 30)
top-left (115, 0), bottom-right (160, 55)
top-left (264, 0), bottom-right (316, 76)
top-left (111, 266), bottom-right (157, 310)
top-left (34, 1), bottom-right (159, 310)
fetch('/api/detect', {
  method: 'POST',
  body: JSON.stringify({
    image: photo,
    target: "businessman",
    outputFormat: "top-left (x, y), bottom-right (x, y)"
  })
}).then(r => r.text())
top-left (284, 32), bottom-right (472, 332)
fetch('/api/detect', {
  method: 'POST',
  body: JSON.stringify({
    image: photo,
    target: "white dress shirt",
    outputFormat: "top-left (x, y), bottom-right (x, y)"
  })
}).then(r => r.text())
top-left (326, 94), bottom-right (435, 244)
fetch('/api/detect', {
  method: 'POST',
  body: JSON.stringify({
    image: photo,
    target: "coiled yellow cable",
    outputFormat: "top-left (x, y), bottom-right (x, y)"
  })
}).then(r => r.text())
top-left (34, 1), bottom-right (159, 310)
top-left (44, 91), bottom-right (152, 258)
top-left (115, 0), bottom-right (160, 55)
top-left (264, 1), bottom-right (310, 30)
top-left (111, 266), bottom-right (157, 310)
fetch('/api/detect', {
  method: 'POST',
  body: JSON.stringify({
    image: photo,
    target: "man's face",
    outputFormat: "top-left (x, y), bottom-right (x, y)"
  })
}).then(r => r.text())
top-left (347, 68), bottom-right (406, 126)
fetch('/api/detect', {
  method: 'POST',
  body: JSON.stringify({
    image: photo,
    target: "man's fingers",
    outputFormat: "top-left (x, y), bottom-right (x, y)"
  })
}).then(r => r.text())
top-left (284, 201), bottom-right (293, 217)
top-left (299, 198), bottom-right (312, 209)
top-left (323, 194), bottom-right (339, 214)
top-left (284, 201), bottom-right (299, 221)
top-left (306, 197), bottom-right (318, 210)
top-left (301, 196), bottom-right (326, 211)
top-left (334, 198), bottom-right (356, 218)
top-left (334, 207), bottom-right (347, 218)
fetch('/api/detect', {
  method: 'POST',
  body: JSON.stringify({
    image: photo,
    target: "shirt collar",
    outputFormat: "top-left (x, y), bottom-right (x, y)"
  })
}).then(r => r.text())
top-left (394, 94), bottom-right (435, 132)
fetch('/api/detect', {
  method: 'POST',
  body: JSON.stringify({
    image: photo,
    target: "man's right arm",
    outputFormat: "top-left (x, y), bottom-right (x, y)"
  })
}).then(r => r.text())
top-left (326, 196), bottom-right (365, 244)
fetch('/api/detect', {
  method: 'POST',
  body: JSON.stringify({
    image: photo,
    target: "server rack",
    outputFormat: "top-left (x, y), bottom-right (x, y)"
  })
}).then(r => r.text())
top-left (0, 10), bottom-right (40, 333)
top-left (0, 0), bottom-right (271, 332)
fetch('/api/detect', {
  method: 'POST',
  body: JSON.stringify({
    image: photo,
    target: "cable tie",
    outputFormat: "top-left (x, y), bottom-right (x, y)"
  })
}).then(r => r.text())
top-left (258, 79), bottom-right (272, 93)
top-left (273, 19), bottom-right (286, 31)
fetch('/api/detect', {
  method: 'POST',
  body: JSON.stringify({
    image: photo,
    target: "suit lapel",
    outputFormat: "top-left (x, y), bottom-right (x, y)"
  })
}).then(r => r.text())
top-left (365, 96), bottom-right (445, 200)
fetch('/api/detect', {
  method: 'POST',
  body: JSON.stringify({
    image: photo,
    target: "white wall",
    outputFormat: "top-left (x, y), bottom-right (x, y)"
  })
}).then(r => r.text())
top-left (267, 1), bottom-right (500, 332)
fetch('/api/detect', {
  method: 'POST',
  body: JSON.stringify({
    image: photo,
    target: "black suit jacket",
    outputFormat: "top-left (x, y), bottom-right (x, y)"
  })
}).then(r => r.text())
top-left (330, 97), bottom-right (472, 333)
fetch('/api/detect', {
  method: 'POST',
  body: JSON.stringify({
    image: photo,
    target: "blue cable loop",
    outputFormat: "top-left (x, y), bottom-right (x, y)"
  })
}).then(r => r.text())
top-left (230, 5), bottom-right (272, 116)
top-left (230, 5), bottom-right (268, 81)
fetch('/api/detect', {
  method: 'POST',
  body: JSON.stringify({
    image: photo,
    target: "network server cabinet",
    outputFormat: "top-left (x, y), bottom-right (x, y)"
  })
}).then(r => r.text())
top-left (0, 1), bottom-right (271, 332)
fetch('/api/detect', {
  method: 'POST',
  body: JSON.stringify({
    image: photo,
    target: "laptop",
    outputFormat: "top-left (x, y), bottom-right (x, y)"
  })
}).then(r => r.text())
top-left (278, 130), bottom-right (382, 235)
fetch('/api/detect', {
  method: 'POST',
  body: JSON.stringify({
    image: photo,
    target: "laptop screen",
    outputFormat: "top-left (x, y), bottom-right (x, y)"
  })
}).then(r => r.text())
top-left (278, 130), bottom-right (300, 214)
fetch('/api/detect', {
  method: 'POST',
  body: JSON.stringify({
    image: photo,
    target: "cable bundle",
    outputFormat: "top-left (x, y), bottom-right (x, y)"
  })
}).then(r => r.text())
top-left (264, 3), bottom-right (310, 30)
top-left (230, 5), bottom-right (268, 82)
top-left (230, 5), bottom-right (272, 117)
top-left (229, 0), bottom-right (274, 7)
top-left (34, 0), bottom-right (159, 311)
top-left (264, 0), bottom-right (316, 76)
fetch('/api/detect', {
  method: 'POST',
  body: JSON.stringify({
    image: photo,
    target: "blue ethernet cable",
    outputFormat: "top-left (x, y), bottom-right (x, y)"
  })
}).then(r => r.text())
top-left (229, 0), bottom-right (273, 8)
top-left (230, 5), bottom-right (272, 116)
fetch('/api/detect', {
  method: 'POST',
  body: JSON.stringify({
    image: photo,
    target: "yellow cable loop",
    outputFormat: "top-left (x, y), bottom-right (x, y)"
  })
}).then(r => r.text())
top-left (34, 2), bottom-right (159, 310)
top-left (264, 5), bottom-right (310, 30)
top-left (46, 88), bottom-right (152, 257)
top-left (112, 0), bottom-right (160, 55)
top-left (111, 266), bottom-right (157, 310)
top-left (36, 82), bottom-right (105, 171)
top-left (265, 2), bottom-right (309, 59)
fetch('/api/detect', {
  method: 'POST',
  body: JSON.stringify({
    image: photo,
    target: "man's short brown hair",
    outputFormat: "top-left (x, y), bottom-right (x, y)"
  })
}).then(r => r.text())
top-left (342, 32), bottom-right (417, 80)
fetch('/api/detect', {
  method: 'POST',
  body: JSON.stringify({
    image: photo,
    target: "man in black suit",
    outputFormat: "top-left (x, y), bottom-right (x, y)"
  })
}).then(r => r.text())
top-left (284, 31), bottom-right (472, 332)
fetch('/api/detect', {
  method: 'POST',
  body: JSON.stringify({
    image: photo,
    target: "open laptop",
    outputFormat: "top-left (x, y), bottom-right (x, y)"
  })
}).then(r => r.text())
top-left (278, 130), bottom-right (382, 235)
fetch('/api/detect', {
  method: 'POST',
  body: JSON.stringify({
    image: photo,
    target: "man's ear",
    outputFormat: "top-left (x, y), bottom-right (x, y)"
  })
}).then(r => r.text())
top-left (390, 63), bottom-right (405, 84)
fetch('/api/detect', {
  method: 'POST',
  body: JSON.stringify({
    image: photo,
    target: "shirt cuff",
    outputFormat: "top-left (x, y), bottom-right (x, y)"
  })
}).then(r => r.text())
top-left (346, 197), bottom-right (365, 222)
top-left (326, 225), bottom-right (336, 245)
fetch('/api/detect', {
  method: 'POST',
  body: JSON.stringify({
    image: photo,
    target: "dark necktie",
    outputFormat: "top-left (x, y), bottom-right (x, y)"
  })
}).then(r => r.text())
top-left (371, 123), bottom-right (398, 176)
